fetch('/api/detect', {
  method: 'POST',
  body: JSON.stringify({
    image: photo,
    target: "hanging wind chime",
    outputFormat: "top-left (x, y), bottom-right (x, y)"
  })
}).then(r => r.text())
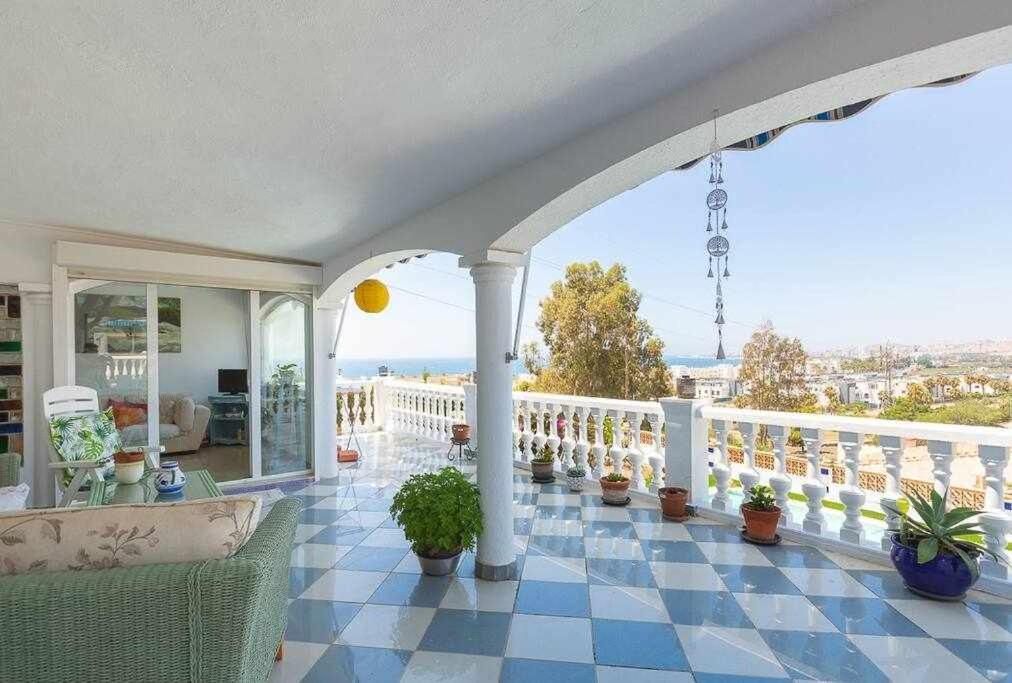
top-left (704, 111), bottom-right (730, 360)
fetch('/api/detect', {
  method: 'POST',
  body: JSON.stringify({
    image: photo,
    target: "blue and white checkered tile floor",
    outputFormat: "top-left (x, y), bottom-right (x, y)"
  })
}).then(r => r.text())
top-left (270, 433), bottom-right (1012, 683)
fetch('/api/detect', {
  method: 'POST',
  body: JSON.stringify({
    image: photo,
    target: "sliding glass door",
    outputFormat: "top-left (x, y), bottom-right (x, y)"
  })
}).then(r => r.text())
top-left (259, 293), bottom-right (312, 476)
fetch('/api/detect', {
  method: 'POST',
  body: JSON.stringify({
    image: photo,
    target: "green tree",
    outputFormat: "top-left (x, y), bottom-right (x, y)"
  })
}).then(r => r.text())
top-left (735, 322), bottom-right (813, 412)
top-left (904, 382), bottom-right (932, 406)
top-left (523, 261), bottom-right (673, 400)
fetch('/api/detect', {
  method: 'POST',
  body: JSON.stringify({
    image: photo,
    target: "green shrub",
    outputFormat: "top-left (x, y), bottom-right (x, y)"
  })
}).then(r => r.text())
top-left (603, 472), bottom-right (628, 483)
top-left (389, 468), bottom-right (482, 557)
top-left (744, 484), bottom-right (776, 511)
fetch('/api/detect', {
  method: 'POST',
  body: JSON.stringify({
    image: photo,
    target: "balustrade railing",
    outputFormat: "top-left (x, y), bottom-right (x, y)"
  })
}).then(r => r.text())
top-left (697, 404), bottom-right (1012, 580)
top-left (385, 380), bottom-right (466, 443)
top-left (103, 354), bottom-right (147, 381)
top-left (512, 392), bottom-right (666, 494)
top-left (335, 379), bottom-right (383, 435)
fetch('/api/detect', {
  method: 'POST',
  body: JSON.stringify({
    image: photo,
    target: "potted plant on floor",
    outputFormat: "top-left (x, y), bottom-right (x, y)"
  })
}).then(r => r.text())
top-left (565, 464), bottom-right (586, 492)
top-left (531, 446), bottom-right (555, 482)
top-left (741, 484), bottom-right (780, 542)
top-left (885, 488), bottom-right (1005, 600)
top-left (657, 485), bottom-right (689, 522)
top-left (389, 467), bottom-right (482, 576)
top-left (600, 472), bottom-right (630, 505)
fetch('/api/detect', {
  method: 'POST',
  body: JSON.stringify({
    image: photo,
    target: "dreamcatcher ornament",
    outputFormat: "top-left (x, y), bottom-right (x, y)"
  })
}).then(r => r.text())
top-left (704, 111), bottom-right (730, 360)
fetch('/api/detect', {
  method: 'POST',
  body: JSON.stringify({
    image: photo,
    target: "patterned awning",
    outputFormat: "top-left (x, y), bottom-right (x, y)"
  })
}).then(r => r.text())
top-left (676, 73), bottom-right (978, 170)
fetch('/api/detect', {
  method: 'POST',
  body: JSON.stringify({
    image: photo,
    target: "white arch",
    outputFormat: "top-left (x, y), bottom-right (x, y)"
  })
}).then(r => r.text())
top-left (321, 2), bottom-right (1012, 297)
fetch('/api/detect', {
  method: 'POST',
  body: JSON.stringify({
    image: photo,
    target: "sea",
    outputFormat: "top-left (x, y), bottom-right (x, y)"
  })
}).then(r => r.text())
top-left (336, 355), bottom-right (740, 379)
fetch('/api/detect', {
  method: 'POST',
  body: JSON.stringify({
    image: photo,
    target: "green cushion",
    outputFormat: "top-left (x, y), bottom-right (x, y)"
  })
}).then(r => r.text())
top-left (49, 409), bottom-right (120, 483)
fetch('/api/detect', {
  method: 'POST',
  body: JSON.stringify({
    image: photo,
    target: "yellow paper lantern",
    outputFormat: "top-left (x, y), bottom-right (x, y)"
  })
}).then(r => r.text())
top-left (354, 279), bottom-right (390, 313)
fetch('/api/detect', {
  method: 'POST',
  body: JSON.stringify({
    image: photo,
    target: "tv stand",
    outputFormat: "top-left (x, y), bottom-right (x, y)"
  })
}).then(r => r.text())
top-left (207, 393), bottom-right (249, 446)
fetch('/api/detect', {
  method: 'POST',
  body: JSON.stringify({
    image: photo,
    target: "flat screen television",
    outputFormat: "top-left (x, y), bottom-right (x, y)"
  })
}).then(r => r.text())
top-left (218, 369), bottom-right (248, 395)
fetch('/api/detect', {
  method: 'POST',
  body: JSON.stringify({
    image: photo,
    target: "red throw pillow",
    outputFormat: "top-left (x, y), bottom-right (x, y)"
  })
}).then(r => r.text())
top-left (108, 399), bottom-right (148, 429)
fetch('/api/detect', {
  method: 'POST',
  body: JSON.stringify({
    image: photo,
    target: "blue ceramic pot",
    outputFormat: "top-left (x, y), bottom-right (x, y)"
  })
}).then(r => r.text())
top-left (889, 534), bottom-right (978, 600)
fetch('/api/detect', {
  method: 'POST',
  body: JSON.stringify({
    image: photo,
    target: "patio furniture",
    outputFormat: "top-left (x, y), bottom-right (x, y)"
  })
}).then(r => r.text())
top-left (0, 451), bottom-right (19, 488)
top-left (446, 435), bottom-right (475, 462)
top-left (109, 392), bottom-right (211, 455)
top-left (43, 386), bottom-right (162, 507)
top-left (87, 467), bottom-right (222, 506)
top-left (0, 497), bottom-right (300, 682)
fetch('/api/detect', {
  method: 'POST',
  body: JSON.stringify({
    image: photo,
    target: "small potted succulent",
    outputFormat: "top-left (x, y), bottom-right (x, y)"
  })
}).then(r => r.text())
top-left (531, 446), bottom-right (555, 482)
top-left (451, 423), bottom-right (471, 442)
top-left (885, 488), bottom-right (1005, 600)
top-left (389, 467), bottom-right (483, 576)
top-left (741, 484), bottom-right (780, 542)
top-left (600, 472), bottom-right (630, 504)
top-left (658, 485), bottom-right (689, 522)
top-left (565, 464), bottom-right (586, 492)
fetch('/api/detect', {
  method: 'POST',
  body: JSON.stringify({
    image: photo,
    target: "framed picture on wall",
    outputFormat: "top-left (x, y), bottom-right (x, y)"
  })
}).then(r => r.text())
top-left (74, 294), bottom-right (181, 353)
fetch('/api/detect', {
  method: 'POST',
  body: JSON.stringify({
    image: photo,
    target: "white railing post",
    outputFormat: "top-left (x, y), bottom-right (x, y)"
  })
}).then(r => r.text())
top-left (463, 383), bottom-right (478, 441)
top-left (519, 401), bottom-right (534, 462)
top-left (800, 427), bottom-right (827, 535)
top-left (647, 412), bottom-right (663, 493)
top-left (978, 445), bottom-right (1010, 580)
top-left (767, 424), bottom-right (791, 526)
top-left (574, 406), bottom-right (589, 477)
top-left (511, 398), bottom-right (523, 463)
top-left (531, 401), bottom-right (547, 461)
top-left (627, 411), bottom-right (645, 493)
top-left (738, 422), bottom-right (759, 504)
top-left (546, 403), bottom-right (562, 474)
top-left (927, 439), bottom-right (954, 496)
top-left (711, 419), bottom-right (731, 511)
top-left (660, 398), bottom-right (712, 507)
top-left (559, 404), bottom-right (575, 471)
top-left (608, 409), bottom-right (626, 478)
top-left (838, 431), bottom-right (866, 545)
top-left (879, 435), bottom-right (905, 551)
top-left (590, 407), bottom-right (605, 480)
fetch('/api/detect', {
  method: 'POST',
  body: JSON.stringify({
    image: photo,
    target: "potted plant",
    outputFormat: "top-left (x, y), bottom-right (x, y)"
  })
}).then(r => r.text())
top-left (531, 446), bottom-right (555, 482)
top-left (741, 484), bottom-right (780, 542)
top-left (565, 464), bottom-right (586, 492)
top-left (658, 486), bottom-right (689, 522)
top-left (389, 467), bottom-right (483, 576)
top-left (600, 472), bottom-right (630, 504)
top-left (451, 423), bottom-right (471, 442)
top-left (885, 489), bottom-right (1005, 600)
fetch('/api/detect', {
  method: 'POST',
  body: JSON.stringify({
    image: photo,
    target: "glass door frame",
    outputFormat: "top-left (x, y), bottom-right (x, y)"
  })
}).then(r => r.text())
top-left (61, 278), bottom-right (315, 484)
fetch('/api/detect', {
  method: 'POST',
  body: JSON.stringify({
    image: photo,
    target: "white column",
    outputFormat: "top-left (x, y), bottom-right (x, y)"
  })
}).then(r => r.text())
top-left (463, 382), bottom-right (478, 441)
top-left (313, 303), bottom-right (340, 480)
top-left (467, 259), bottom-right (518, 581)
top-left (660, 398), bottom-right (712, 507)
top-left (19, 286), bottom-right (54, 506)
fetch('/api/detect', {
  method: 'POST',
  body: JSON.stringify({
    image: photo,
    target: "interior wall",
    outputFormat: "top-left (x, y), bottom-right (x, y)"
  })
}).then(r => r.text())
top-left (74, 283), bottom-right (248, 405)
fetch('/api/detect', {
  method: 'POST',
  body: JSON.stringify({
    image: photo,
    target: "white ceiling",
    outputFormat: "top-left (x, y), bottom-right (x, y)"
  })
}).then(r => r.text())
top-left (1, 1), bottom-right (857, 262)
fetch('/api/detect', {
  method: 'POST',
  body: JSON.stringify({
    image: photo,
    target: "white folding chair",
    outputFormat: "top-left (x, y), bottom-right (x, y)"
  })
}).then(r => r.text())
top-left (43, 386), bottom-right (161, 506)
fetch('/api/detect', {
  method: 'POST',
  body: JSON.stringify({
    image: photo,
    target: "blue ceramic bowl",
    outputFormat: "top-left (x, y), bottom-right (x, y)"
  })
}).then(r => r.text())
top-left (889, 534), bottom-right (978, 600)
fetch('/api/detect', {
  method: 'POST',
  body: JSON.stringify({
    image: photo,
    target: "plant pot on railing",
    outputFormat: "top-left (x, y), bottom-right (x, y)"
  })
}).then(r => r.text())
top-left (389, 467), bottom-right (482, 576)
top-left (600, 474), bottom-right (630, 505)
top-left (741, 485), bottom-right (781, 543)
top-left (658, 486), bottom-right (689, 522)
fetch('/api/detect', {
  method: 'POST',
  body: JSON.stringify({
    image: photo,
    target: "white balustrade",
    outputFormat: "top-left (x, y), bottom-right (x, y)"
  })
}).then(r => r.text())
top-left (927, 439), bottom-right (954, 495)
top-left (647, 413), bottom-right (663, 493)
top-left (800, 427), bottom-right (827, 535)
top-left (878, 435), bottom-right (904, 550)
top-left (711, 420), bottom-right (732, 511)
top-left (608, 409), bottom-right (626, 477)
top-left (590, 407), bottom-right (606, 480)
top-left (737, 422), bottom-right (759, 503)
top-left (546, 403), bottom-right (562, 474)
top-left (767, 424), bottom-right (791, 526)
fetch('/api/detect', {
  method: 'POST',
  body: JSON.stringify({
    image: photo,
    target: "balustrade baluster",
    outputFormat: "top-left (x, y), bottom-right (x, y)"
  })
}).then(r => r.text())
top-left (520, 402), bottom-right (535, 462)
top-left (627, 411), bottom-right (645, 493)
top-left (978, 445), bottom-right (1011, 579)
top-left (711, 420), bottom-right (731, 511)
top-left (560, 404), bottom-right (576, 471)
top-left (513, 400), bottom-right (524, 463)
top-left (800, 427), bottom-right (827, 535)
top-left (647, 412), bottom-right (663, 493)
top-left (927, 440), bottom-right (954, 496)
top-left (738, 422), bottom-right (759, 504)
top-left (575, 407), bottom-right (589, 479)
top-left (590, 408), bottom-right (605, 480)
top-left (546, 403), bottom-right (562, 473)
top-left (878, 436), bottom-right (905, 551)
top-left (838, 431), bottom-right (866, 545)
top-left (767, 424), bottom-right (791, 525)
top-left (531, 402), bottom-right (547, 461)
top-left (608, 409), bottom-right (626, 478)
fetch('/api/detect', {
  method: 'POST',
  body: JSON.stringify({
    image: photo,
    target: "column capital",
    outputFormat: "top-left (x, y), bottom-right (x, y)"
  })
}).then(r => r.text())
top-left (458, 248), bottom-right (527, 269)
top-left (468, 261), bottom-right (517, 284)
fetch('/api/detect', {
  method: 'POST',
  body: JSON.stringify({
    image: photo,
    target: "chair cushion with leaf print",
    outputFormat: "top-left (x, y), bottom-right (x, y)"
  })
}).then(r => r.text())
top-left (48, 408), bottom-right (121, 484)
top-left (0, 495), bottom-right (261, 576)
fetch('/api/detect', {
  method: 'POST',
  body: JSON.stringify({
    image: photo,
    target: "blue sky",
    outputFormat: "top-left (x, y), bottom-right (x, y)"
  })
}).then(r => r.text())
top-left (338, 63), bottom-right (1012, 360)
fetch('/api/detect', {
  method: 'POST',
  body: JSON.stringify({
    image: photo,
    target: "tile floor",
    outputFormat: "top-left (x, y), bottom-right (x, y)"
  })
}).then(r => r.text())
top-left (268, 433), bottom-right (1012, 683)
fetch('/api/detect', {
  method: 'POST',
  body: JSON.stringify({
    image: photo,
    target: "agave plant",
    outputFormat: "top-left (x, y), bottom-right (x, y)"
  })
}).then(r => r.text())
top-left (887, 489), bottom-right (1005, 578)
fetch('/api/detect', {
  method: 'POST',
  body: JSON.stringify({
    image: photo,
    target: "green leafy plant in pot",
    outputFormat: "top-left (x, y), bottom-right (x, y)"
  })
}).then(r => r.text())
top-left (531, 445), bottom-right (556, 482)
top-left (389, 467), bottom-right (483, 576)
top-left (600, 472), bottom-right (630, 504)
top-left (741, 484), bottom-right (780, 542)
top-left (885, 488), bottom-right (1005, 600)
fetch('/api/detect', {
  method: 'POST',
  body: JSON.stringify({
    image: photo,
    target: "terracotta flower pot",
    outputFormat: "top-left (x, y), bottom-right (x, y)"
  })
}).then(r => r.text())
top-left (452, 424), bottom-right (471, 442)
top-left (531, 460), bottom-right (555, 482)
top-left (658, 486), bottom-right (689, 521)
top-left (741, 504), bottom-right (781, 541)
top-left (599, 476), bottom-right (630, 504)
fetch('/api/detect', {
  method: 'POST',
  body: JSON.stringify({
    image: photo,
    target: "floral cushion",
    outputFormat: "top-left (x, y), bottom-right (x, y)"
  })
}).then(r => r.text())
top-left (0, 495), bottom-right (261, 576)
top-left (48, 409), bottom-right (121, 483)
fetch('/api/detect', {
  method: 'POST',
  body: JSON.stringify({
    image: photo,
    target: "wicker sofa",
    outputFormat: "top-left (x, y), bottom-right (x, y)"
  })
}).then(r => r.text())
top-left (0, 497), bottom-right (300, 682)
